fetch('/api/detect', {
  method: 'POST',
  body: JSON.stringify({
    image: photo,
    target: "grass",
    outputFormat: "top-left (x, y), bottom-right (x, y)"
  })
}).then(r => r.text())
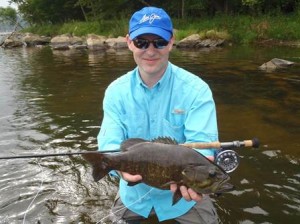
top-left (22, 14), bottom-right (300, 45)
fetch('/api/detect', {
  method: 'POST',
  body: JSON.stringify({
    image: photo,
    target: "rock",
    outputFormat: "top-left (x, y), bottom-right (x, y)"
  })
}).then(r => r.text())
top-left (176, 34), bottom-right (201, 48)
top-left (177, 34), bottom-right (225, 48)
top-left (50, 34), bottom-right (84, 50)
top-left (259, 58), bottom-right (295, 71)
top-left (51, 45), bottom-right (71, 50)
top-left (2, 38), bottom-right (24, 48)
top-left (270, 58), bottom-right (294, 67)
top-left (1, 32), bottom-right (24, 48)
top-left (86, 34), bottom-right (107, 51)
top-left (23, 33), bottom-right (51, 46)
top-left (105, 36), bottom-right (127, 49)
top-left (69, 44), bottom-right (88, 50)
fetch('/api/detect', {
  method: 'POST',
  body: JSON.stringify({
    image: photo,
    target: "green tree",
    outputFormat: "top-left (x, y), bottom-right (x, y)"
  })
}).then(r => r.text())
top-left (8, 0), bottom-right (300, 25)
top-left (0, 6), bottom-right (17, 25)
top-left (76, 0), bottom-right (134, 20)
top-left (10, 0), bottom-right (85, 24)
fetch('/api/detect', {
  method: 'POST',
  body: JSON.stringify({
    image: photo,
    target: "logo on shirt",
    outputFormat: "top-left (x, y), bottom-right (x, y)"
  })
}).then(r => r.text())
top-left (172, 109), bottom-right (185, 114)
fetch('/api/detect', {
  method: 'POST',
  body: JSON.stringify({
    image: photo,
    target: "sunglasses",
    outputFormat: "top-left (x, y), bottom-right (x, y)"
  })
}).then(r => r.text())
top-left (132, 38), bottom-right (169, 49)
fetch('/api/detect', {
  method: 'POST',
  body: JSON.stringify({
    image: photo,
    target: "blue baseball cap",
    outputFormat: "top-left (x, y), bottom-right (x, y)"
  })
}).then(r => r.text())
top-left (129, 7), bottom-right (173, 41)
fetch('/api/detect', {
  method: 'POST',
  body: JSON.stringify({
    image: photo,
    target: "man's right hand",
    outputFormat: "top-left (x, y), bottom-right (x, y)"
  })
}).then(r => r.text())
top-left (170, 183), bottom-right (202, 202)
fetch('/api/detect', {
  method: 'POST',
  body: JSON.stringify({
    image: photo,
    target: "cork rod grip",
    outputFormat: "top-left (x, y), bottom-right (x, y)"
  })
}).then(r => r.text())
top-left (180, 142), bottom-right (221, 149)
top-left (180, 138), bottom-right (259, 149)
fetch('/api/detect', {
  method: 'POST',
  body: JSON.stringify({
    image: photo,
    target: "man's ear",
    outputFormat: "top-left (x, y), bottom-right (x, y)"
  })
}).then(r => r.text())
top-left (126, 34), bottom-right (134, 52)
top-left (168, 36), bottom-right (175, 51)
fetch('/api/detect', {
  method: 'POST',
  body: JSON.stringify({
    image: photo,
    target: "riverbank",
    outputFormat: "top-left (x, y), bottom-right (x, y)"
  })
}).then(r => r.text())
top-left (21, 14), bottom-right (300, 45)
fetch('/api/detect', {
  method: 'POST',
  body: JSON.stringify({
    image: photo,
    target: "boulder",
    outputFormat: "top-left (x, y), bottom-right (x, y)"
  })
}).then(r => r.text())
top-left (86, 34), bottom-right (107, 51)
top-left (50, 34), bottom-right (84, 50)
top-left (176, 34), bottom-right (200, 48)
top-left (259, 58), bottom-right (295, 71)
top-left (1, 32), bottom-right (24, 48)
top-left (23, 33), bottom-right (51, 46)
top-left (1, 38), bottom-right (24, 48)
top-left (105, 36), bottom-right (127, 49)
top-left (176, 34), bottom-right (225, 48)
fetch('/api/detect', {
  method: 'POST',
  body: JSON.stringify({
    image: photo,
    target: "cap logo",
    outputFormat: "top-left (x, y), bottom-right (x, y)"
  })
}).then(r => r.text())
top-left (139, 13), bottom-right (161, 24)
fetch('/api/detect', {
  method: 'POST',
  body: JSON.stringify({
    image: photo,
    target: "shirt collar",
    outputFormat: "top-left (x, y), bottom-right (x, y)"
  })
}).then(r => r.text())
top-left (134, 62), bottom-right (172, 91)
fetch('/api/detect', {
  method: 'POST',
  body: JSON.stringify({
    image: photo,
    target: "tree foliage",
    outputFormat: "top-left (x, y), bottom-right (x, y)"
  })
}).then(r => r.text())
top-left (0, 6), bottom-right (17, 25)
top-left (10, 0), bottom-right (85, 24)
top-left (9, 0), bottom-right (300, 25)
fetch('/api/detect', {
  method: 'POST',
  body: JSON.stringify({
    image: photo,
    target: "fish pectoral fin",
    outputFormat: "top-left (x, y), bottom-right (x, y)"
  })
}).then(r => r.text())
top-left (160, 181), bottom-right (176, 189)
top-left (172, 188), bottom-right (183, 205)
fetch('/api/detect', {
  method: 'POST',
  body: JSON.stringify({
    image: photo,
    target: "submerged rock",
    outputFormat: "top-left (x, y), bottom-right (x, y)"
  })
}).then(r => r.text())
top-left (259, 58), bottom-right (295, 71)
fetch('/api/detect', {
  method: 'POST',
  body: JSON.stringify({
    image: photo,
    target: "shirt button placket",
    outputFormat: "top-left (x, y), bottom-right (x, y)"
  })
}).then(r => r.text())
top-left (149, 91), bottom-right (159, 139)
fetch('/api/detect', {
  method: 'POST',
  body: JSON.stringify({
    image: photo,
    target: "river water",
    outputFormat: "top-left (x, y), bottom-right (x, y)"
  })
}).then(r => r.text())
top-left (0, 45), bottom-right (299, 224)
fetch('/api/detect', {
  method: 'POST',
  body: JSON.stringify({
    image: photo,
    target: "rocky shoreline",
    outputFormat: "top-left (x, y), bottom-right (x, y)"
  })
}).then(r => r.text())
top-left (0, 32), bottom-right (227, 51)
top-left (1, 32), bottom-right (298, 70)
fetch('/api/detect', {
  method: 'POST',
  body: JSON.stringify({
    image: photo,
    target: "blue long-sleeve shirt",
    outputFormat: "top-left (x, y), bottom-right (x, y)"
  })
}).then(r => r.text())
top-left (97, 62), bottom-right (218, 221)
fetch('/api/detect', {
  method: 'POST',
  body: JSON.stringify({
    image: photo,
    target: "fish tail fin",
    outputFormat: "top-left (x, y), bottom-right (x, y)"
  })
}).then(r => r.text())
top-left (82, 152), bottom-right (110, 182)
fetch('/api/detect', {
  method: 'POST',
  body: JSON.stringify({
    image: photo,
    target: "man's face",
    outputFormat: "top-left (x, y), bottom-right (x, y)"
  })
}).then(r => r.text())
top-left (127, 34), bottom-right (174, 78)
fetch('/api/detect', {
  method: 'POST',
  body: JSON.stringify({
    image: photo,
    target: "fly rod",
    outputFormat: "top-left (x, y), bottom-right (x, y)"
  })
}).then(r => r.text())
top-left (181, 138), bottom-right (260, 149)
top-left (0, 150), bottom-right (119, 160)
top-left (0, 138), bottom-right (259, 160)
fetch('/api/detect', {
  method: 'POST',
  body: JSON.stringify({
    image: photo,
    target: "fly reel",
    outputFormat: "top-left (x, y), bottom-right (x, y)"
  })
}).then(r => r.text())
top-left (215, 150), bottom-right (240, 173)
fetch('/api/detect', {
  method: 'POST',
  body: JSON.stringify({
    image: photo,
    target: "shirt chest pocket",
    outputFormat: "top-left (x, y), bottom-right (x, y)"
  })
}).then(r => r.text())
top-left (162, 113), bottom-right (185, 142)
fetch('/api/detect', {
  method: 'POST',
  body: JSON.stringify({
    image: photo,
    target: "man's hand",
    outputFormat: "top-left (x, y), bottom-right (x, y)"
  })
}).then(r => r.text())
top-left (119, 171), bottom-right (142, 182)
top-left (119, 172), bottom-right (201, 202)
top-left (170, 183), bottom-right (202, 202)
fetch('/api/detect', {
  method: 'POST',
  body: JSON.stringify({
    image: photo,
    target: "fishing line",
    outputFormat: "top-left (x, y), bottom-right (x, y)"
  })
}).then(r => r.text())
top-left (0, 115), bottom-right (12, 120)
top-left (96, 188), bottom-right (154, 224)
top-left (22, 160), bottom-right (45, 224)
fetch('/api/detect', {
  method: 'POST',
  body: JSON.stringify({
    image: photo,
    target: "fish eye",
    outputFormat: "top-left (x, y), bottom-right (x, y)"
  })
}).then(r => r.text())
top-left (209, 170), bottom-right (216, 178)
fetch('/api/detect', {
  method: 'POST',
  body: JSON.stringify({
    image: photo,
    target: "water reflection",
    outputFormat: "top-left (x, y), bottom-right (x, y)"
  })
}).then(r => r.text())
top-left (0, 46), bottom-right (299, 223)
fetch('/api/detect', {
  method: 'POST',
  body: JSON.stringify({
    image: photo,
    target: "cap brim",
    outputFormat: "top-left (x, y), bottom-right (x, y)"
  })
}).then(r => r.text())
top-left (130, 27), bottom-right (172, 41)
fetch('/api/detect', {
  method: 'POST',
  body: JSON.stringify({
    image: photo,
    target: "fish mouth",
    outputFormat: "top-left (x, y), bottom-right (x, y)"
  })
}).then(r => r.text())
top-left (215, 176), bottom-right (234, 192)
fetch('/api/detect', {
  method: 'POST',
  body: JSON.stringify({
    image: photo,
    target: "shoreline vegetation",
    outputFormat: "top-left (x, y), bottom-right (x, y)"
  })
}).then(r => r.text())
top-left (21, 14), bottom-right (300, 46)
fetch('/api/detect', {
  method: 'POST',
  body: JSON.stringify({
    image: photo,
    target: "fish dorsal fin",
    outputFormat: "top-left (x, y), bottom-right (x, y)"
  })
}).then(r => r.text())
top-left (120, 138), bottom-right (147, 151)
top-left (151, 136), bottom-right (178, 145)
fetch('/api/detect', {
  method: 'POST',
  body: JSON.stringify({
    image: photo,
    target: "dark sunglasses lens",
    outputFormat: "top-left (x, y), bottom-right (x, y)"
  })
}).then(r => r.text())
top-left (133, 38), bottom-right (169, 49)
top-left (133, 39), bottom-right (149, 49)
top-left (154, 39), bottom-right (169, 49)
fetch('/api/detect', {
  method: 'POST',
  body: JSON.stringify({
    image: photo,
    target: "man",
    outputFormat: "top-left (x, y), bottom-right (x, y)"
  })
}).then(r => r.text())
top-left (98, 6), bottom-right (219, 224)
